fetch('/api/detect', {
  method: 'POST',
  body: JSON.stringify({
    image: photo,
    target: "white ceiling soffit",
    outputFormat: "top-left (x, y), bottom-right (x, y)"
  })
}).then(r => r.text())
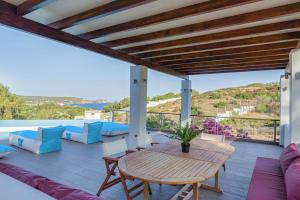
top-left (24, 0), bottom-right (113, 25)
top-left (88, 0), bottom-right (300, 44)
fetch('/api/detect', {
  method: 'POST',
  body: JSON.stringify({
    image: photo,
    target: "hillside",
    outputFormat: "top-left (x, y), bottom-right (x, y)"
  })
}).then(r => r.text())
top-left (21, 96), bottom-right (107, 105)
top-left (148, 83), bottom-right (280, 119)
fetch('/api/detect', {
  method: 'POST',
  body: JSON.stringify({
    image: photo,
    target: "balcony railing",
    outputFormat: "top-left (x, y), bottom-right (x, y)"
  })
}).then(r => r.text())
top-left (109, 110), bottom-right (280, 145)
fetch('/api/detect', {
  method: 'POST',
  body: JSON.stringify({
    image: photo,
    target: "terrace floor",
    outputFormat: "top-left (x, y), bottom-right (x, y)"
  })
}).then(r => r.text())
top-left (0, 133), bottom-right (282, 200)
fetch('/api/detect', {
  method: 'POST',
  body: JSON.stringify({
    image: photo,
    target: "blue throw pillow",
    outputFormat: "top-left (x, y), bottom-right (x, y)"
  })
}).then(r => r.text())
top-left (0, 144), bottom-right (16, 158)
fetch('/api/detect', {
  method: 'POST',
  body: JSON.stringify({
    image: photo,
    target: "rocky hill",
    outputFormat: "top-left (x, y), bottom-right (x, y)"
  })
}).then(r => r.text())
top-left (148, 83), bottom-right (280, 119)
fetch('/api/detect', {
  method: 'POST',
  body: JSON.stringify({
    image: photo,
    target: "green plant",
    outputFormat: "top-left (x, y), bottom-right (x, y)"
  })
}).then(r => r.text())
top-left (213, 101), bottom-right (226, 108)
top-left (172, 124), bottom-right (198, 145)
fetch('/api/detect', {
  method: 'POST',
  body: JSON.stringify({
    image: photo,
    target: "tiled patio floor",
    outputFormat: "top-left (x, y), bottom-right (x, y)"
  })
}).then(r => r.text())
top-left (0, 134), bottom-right (282, 200)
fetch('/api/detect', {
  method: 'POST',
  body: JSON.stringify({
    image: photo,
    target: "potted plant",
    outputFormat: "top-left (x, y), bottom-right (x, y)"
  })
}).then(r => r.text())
top-left (172, 124), bottom-right (199, 153)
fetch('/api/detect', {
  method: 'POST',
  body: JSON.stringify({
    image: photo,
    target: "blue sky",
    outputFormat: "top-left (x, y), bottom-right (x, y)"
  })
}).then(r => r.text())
top-left (0, 25), bottom-right (283, 101)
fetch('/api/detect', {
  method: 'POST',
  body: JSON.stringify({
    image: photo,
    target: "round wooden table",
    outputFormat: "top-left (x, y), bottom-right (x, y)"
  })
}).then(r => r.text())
top-left (118, 139), bottom-right (235, 200)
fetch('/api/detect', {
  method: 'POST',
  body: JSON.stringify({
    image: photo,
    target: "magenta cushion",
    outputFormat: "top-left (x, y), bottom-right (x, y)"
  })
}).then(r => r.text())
top-left (285, 158), bottom-right (300, 200)
top-left (0, 162), bottom-right (104, 200)
top-left (279, 143), bottom-right (300, 174)
top-left (246, 157), bottom-right (287, 200)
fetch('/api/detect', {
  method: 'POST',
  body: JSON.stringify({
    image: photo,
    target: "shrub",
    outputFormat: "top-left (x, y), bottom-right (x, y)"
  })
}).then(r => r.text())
top-left (213, 101), bottom-right (226, 108)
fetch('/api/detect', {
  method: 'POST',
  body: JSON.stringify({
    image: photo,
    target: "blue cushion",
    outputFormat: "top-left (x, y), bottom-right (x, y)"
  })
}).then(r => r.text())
top-left (86, 122), bottom-right (103, 144)
top-left (0, 144), bottom-right (15, 158)
top-left (10, 130), bottom-right (38, 140)
top-left (64, 125), bottom-right (83, 133)
top-left (39, 126), bottom-right (65, 154)
top-left (0, 144), bottom-right (15, 153)
top-left (101, 122), bottom-right (129, 132)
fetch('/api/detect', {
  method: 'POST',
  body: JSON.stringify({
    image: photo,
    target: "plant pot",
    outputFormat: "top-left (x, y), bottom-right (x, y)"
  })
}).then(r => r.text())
top-left (181, 143), bottom-right (190, 153)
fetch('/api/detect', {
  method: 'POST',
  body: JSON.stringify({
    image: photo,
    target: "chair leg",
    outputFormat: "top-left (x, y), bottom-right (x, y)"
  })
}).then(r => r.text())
top-left (148, 184), bottom-right (152, 195)
top-left (97, 161), bottom-right (120, 196)
top-left (120, 172), bottom-right (133, 200)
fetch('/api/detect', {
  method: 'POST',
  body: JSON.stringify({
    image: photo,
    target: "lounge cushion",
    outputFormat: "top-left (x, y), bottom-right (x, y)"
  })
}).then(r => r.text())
top-left (0, 145), bottom-right (15, 158)
top-left (285, 158), bottom-right (300, 200)
top-left (246, 157), bottom-right (287, 200)
top-left (279, 143), bottom-right (300, 174)
top-left (0, 162), bottom-right (103, 200)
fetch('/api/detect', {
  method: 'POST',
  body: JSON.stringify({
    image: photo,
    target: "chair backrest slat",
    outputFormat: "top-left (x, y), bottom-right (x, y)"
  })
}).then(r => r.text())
top-left (102, 139), bottom-right (128, 157)
top-left (136, 134), bottom-right (153, 148)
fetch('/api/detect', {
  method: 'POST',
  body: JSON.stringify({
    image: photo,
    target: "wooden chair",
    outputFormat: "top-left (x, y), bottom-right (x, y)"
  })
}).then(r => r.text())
top-left (200, 133), bottom-right (227, 171)
top-left (97, 139), bottom-right (149, 200)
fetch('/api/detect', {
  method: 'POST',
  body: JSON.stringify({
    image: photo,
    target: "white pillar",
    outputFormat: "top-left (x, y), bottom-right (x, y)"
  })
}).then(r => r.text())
top-left (129, 65), bottom-right (148, 147)
top-left (181, 78), bottom-right (192, 126)
top-left (280, 74), bottom-right (290, 147)
top-left (289, 49), bottom-right (300, 145)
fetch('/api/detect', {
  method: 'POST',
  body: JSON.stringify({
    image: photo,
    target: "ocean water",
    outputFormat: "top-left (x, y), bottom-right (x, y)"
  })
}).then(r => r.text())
top-left (69, 103), bottom-right (108, 110)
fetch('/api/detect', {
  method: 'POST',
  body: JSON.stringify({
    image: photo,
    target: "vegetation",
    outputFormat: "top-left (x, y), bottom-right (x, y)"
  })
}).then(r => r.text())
top-left (0, 83), bottom-right (85, 120)
top-left (102, 97), bottom-right (130, 112)
top-left (172, 124), bottom-right (198, 145)
top-left (146, 114), bottom-right (177, 130)
top-left (213, 101), bottom-right (226, 108)
top-left (150, 92), bottom-right (180, 101)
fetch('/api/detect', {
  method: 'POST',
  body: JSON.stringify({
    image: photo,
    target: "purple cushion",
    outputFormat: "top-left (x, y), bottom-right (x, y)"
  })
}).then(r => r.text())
top-left (246, 157), bottom-right (287, 200)
top-left (279, 143), bottom-right (300, 174)
top-left (0, 162), bottom-right (104, 200)
top-left (285, 158), bottom-right (300, 200)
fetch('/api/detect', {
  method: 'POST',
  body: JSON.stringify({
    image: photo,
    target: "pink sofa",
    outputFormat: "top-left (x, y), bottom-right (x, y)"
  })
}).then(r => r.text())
top-left (246, 144), bottom-right (300, 200)
top-left (0, 162), bottom-right (104, 200)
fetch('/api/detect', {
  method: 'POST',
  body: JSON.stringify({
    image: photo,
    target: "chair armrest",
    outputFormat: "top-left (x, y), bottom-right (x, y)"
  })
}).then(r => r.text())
top-left (136, 147), bottom-right (145, 151)
top-left (125, 150), bottom-right (136, 154)
top-left (102, 156), bottom-right (119, 163)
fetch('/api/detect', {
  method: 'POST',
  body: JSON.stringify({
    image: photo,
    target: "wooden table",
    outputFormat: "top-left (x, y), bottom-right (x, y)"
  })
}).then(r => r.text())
top-left (118, 139), bottom-right (235, 200)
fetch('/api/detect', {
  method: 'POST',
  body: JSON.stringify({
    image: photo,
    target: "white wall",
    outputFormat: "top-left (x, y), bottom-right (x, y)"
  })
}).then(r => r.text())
top-left (280, 74), bottom-right (290, 147)
top-left (289, 49), bottom-right (300, 145)
top-left (181, 79), bottom-right (191, 126)
top-left (129, 65), bottom-right (148, 147)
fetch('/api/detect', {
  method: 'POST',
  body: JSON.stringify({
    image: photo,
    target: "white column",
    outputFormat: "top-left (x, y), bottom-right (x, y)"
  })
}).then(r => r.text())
top-left (280, 74), bottom-right (290, 147)
top-left (289, 49), bottom-right (300, 145)
top-left (129, 65), bottom-right (148, 147)
top-left (181, 78), bottom-right (192, 126)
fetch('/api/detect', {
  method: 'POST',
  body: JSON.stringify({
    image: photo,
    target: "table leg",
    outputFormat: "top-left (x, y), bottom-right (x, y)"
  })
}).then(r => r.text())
top-left (201, 171), bottom-right (222, 193)
top-left (193, 182), bottom-right (199, 200)
top-left (143, 182), bottom-right (149, 200)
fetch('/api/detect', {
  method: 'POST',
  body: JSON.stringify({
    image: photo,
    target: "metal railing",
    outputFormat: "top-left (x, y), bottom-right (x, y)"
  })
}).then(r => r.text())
top-left (109, 110), bottom-right (280, 145)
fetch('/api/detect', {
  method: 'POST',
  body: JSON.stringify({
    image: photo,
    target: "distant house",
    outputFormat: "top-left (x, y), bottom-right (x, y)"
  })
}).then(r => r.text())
top-left (84, 110), bottom-right (102, 120)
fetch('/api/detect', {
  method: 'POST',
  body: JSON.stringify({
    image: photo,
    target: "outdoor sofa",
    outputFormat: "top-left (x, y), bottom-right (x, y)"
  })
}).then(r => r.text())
top-left (0, 162), bottom-right (104, 200)
top-left (62, 121), bottom-right (129, 144)
top-left (246, 143), bottom-right (300, 200)
top-left (9, 126), bottom-right (65, 154)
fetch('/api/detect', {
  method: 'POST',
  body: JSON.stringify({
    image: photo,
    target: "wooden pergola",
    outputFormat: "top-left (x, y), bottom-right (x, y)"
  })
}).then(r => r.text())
top-left (0, 0), bottom-right (299, 77)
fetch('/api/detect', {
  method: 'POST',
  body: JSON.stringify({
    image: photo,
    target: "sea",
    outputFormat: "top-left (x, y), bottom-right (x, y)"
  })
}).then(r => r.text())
top-left (69, 103), bottom-right (108, 110)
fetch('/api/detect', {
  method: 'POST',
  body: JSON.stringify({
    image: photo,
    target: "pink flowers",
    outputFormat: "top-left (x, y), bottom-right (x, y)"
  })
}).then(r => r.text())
top-left (202, 119), bottom-right (250, 139)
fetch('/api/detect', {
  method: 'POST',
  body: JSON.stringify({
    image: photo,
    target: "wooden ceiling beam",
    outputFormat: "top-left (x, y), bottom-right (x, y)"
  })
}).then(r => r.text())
top-left (49, 0), bottom-right (155, 30)
top-left (153, 41), bottom-right (297, 62)
top-left (123, 19), bottom-right (300, 53)
top-left (159, 48), bottom-right (292, 66)
top-left (169, 55), bottom-right (289, 70)
top-left (176, 60), bottom-right (288, 72)
top-left (17, 0), bottom-right (54, 16)
top-left (187, 65), bottom-right (285, 75)
top-left (136, 32), bottom-right (300, 58)
top-left (102, 2), bottom-right (300, 47)
top-left (0, 0), bottom-right (183, 77)
top-left (79, 0), bottom-right (259, 40)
